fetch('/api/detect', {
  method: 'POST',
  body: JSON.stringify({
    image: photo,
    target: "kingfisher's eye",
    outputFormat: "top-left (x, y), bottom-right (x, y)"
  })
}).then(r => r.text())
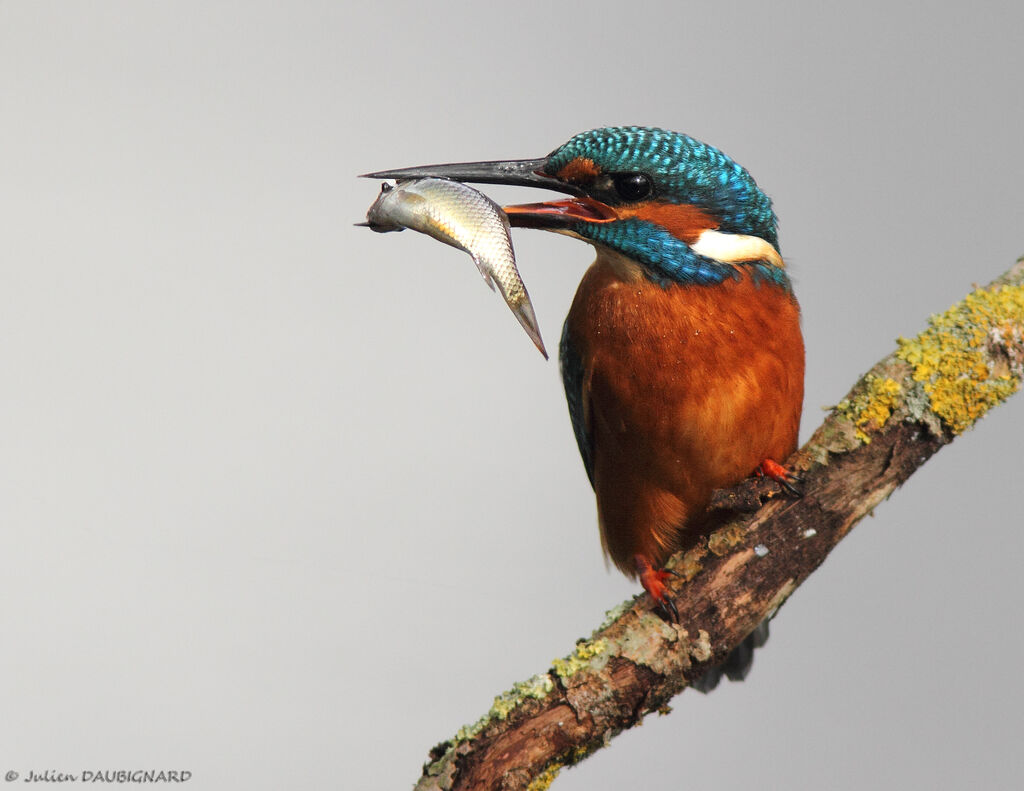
top-left (612, 172), bottom-right (653, 201)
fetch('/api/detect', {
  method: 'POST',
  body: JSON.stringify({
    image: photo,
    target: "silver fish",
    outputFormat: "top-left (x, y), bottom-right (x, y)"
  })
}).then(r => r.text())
top-left (363, 178), bottom-right (547, 358)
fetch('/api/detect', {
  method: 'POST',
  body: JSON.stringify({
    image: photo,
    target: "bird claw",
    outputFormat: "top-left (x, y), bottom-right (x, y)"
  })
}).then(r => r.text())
top-left (756, 458), bottom-right (804, 497)
top-left (636, 555), bottom-right (679, 622)
top-left (658, 596), bottom-right (679, 623)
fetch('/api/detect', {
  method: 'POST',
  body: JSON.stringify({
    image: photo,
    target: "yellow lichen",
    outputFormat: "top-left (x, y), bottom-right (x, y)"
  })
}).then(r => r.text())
top-left (708, 523), bottom-right (746, 555)
top-left (489, 674), bottom-right (555, 720)
top-left (527, 763), bottom-right (562, 791)
top-left (835, 374), bottom-right (903, 443)
top-left (598, 599), bottom-right (632, 630)
top-left (453, 722), bottom-right (478, 742)
top-left (896, 283), bottom-right (1024, 434)
top-left (669, 544), bottom-right (706, 581)
top-left (551, 638), bottom-right (609, 681)
top-left (454, 673), bottom-right (555, 742)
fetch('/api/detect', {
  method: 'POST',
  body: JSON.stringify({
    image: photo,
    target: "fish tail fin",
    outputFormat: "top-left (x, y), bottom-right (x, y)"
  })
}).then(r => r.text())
top-left (512, 297), bottom-right (548, 359)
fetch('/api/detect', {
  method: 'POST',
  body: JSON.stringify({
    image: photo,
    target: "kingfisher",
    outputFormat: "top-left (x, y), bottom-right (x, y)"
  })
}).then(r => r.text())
top-left (366, 127), bottom-right (804, 664)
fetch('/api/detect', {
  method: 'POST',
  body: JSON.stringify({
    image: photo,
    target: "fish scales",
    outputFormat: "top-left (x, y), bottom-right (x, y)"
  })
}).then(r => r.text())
top-left (364, 178), bottom-right (547, 358)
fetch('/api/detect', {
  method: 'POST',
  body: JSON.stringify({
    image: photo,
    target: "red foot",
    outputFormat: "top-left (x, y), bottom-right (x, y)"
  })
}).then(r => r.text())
top-left (636, 554), bottom-right (679, 621)
top-left (756, 458), bottom-right (804, 497)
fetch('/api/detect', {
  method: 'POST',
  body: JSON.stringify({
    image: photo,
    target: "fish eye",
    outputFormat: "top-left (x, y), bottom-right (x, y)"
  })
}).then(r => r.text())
top-left (380, 182), bottom-right (393, 193)
top-left (612, 172), bottom-right (653, 202)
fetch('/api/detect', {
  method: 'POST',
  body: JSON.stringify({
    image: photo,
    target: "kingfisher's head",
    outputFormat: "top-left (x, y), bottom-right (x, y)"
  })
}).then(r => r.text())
top-left (364, 126), bottom-right (786, 288)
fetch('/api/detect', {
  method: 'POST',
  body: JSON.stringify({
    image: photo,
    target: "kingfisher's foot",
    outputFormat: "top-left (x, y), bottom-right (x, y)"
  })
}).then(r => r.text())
top-left (756, 458), bottom-right (804, 497)
top-left (635, 554), bottom-right (679, 622)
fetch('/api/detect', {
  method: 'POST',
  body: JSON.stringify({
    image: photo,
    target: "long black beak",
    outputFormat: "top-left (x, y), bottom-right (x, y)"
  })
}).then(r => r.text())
top-left (361, 157), bottom-right (585, 197)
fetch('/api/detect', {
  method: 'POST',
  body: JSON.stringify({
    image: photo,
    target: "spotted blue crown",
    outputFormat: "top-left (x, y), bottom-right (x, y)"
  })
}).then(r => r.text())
top-left (545, 127), bottom-right (785, 288)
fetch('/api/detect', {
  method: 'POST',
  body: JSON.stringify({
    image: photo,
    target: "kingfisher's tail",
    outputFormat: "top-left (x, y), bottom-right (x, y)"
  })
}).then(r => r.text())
top-left (690, 619), bottom-right (770, 694)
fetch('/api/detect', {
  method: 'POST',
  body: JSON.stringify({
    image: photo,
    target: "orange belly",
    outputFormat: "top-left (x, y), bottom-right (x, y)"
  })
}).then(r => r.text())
top-left (565, 253), bottom-right (805, 576)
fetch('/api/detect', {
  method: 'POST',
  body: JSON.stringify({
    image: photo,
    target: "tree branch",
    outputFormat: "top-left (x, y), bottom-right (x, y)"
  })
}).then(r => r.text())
top-left (415, 257), bottom-right (1024, 791)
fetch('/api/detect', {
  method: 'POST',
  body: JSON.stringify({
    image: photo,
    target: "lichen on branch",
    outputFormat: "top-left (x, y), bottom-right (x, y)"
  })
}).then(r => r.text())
top-left (896, 281), bottom-right (1024, 433)
top-left (415, 256), bottom-right (1024, 791)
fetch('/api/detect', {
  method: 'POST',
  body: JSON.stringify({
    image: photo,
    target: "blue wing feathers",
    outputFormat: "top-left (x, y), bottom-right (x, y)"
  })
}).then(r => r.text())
top-left (559, 319), bottom-right (594, 488)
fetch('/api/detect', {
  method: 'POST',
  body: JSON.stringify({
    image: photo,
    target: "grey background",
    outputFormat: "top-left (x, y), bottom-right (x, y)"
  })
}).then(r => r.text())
top-left (2, 2), bottom-right (1022, 789)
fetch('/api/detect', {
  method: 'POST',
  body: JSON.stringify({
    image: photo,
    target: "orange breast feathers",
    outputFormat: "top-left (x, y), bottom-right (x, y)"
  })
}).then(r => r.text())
top-left (565, 254), bottom-right (805, 576)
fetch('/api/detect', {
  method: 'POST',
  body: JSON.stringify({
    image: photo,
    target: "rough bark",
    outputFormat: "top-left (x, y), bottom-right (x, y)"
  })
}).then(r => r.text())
top-left (415, 257), bottom-right (1024, 791)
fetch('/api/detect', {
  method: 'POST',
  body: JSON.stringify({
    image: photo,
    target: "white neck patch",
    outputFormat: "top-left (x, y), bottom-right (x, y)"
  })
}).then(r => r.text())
top-left (690, 229), bottom-right (784, 268)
